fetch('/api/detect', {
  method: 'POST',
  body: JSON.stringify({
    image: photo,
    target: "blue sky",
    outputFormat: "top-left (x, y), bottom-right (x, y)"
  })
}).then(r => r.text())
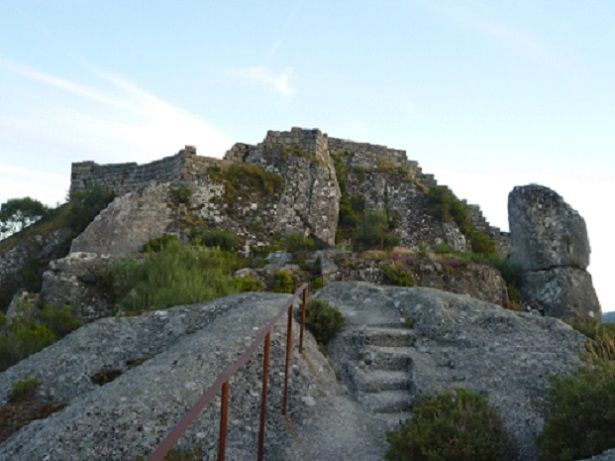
top-left (0, 1), bottom-right (613, 311)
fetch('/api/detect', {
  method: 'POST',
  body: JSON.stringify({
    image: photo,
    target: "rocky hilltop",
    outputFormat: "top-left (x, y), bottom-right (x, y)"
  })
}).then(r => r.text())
top-left (0, 127), bottom-right (610, 460)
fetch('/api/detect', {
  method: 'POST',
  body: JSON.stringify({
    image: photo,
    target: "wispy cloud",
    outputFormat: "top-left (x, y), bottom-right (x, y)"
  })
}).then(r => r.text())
top-left (233, 65), bottom-right (295, 97)
top-left (0, 57), bottom-right (233, 206)
top-left (0, 58), bottom-right (232, 165)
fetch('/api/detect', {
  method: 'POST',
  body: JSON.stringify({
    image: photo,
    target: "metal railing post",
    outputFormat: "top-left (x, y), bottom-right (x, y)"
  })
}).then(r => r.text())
top-left (258, 332), bottom-right (272, 461)
top-left (217, 380), bottom-right (230, 461)
top-left (282, 304), bottom-right (293, 416)
top-left (299, 286), bottom-right (308, 354)
top-left (148, 283), bottom-right (309, 461)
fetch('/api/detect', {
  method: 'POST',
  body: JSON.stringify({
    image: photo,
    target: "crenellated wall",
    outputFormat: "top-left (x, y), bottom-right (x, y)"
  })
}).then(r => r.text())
top-left (69, 146), bottom-right (217, 196)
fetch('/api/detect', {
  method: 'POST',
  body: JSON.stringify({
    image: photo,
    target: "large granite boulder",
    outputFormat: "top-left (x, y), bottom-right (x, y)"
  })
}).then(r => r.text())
top-left (317, 282), bottom-right (586, 461)
top-left (509, 185), bottom-right (590, 271)
top-left (519, 267), bottom-right (601, 319)
top-left (508, 185), bottom-right (601, 320)
top-left (70, 183), bottom-right (175, 255)
top-left (40, 252), bottom-right (116, 322)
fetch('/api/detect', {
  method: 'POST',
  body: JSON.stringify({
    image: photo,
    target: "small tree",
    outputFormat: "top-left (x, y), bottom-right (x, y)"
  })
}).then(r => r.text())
top-left (0, 197), bottom-right (49, 237)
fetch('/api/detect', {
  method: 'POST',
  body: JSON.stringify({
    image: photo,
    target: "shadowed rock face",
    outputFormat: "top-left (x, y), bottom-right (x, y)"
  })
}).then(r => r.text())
top-left (508, 185), bottom-right (601, 320)
top-left (317, 282), bottom-right (586, 461)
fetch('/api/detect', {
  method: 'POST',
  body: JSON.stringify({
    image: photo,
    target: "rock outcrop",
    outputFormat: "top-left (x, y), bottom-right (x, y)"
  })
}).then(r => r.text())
top-left (40, 252), bottom-right (116, 322)
top-left (0, 227), bottom-right (71, 310)
top-left (0, 293), bottom-right (343, 460)
top-left (70, 183), bottom-right (175, 255)
top-left (225, 128), bottom-right (341, 246)
top-left (321, 249), bottom-right (508, 305)
top-left (509, 185), bottom-right (601, 319)
top-left (316, 282), bottom-right (586, 461)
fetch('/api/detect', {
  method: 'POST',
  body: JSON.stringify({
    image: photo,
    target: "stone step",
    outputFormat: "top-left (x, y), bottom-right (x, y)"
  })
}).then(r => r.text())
top-left (351, 368), bottom-right (413, 393)
top-left (374, 412), bottom-right (410, 431)
top-left (359, 345), bottom-right (413, 371)
top-left (363, 327), bottom-right (416, 348)
top-left (361, 390), bottom-right (413, 413)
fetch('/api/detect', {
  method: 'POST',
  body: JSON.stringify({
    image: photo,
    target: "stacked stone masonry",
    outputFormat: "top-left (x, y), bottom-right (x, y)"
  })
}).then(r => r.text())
top-left (69, 127), bottom-right (508, 253)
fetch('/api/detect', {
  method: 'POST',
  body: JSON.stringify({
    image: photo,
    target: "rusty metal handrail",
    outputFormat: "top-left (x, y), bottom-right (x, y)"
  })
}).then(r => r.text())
top-left (148, 282), bottom-right (310, 461)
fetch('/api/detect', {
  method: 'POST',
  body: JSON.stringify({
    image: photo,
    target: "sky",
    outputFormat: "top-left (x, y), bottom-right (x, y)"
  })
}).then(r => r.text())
top-left (0, 1), bottom-right (613, 311)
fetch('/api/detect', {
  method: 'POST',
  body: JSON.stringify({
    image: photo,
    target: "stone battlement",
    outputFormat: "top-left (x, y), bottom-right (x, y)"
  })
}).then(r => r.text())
top-left (69, 146), bottom-right (220, 196)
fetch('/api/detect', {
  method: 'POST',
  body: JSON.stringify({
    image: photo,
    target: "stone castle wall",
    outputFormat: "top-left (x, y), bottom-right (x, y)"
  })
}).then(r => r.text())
top-left (69, 146), bottom-right (216, 196)
top-left (69, 127), bottom-right (507, 253)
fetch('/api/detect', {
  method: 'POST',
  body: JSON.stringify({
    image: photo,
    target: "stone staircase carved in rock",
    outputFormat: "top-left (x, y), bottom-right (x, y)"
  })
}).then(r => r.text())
top-left (335, 325), bottom-right (416, 429)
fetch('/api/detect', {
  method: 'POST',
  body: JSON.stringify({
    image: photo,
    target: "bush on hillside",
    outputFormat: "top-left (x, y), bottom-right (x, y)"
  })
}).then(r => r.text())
top-left (271, 270), bottom-right (294, 293)
top-left (305, 298), bottom-right (344, 345)
top-left (569, 316), bottom-right (615, 362)
top-left (382, 264), bottom-right (416, 287)
top-left (354, 210), bottom-right (400, 251)
top-left (427, 186), bottom-right (496, 255)
top-left (142, 234), bottom-right (179, 253)
top-left (385, 387), bottom-right (509, 461)
top-left (112, 240), bottom-right (247, 313)
top-left (189, 227), bottom-right (238, 252)
top-left (0, 304), bottom-right (80, 371)
top-left (283, 233), bottom-right (320, 253)
top-left (538, 361), bottom-right (615, 460)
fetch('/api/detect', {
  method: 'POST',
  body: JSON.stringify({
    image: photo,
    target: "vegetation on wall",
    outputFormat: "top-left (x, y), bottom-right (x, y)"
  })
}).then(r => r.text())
top-left (385, 387), bottom-right (509, 461)
top-left (382, 263), bottom-right (416, 287)
top-left (427, 185), bottom-right (496, 255)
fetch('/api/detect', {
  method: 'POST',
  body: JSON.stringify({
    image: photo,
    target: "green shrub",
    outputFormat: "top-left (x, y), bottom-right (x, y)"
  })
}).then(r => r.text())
top-left (283, 233), bottom-right (319, 253)
top-left (142, 234), bottom-right (179, 252)
top-left (8, 376), bottom-right (39, 402)
top-left (382, 264), bottom-right (416, 287)
top-left (331, 154), bottom-right (348, 193)
top-left (354, 210), bottom-right (400, 251)
top-left (271, 270), bottom-right (294, 293)
top-left (538, 361), bottom-right (615, 460)
top-left (427, 186), bottom-right (496, 256)
top-left (569, 317), bottom-right (615, 362)
top-left (235, 275), bottom-right (264, 292)
top-left (386, 387), bottom-right (509, 461)
top-left (36, 304), bottom-right (81, 338)
top-left (467, 229), bottom-right (497, 255)
top-left (189, 227), bottom-right (238, 251)
top-left (0, 318), bottom-right (57, 371)
top-left (305, 298), bottom-right (344, 345)
top-left (170, 186), bottom-right (192, 204)
top-left (433, 242), bottom-right (453, 254)
top-left (113, 240), bottom-right (245, 313)
top-left (224, 163), bottom-right (285, 196)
